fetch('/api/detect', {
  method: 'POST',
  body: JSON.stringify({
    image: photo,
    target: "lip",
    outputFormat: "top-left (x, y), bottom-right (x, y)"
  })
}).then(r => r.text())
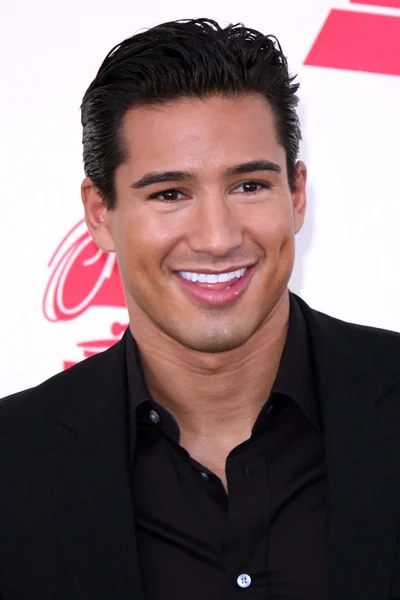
top-left (177, 265), bottom-right (253, 275)
top-left (174, 265), bottom-right (255, 307)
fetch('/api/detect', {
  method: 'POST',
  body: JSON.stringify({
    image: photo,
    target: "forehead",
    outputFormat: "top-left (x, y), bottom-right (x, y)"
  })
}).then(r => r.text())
top-left (121, 94), bottom-right (284, 173)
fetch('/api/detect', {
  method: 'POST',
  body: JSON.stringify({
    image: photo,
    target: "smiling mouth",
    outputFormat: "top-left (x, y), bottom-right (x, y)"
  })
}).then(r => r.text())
top-left (174, 265), bottom-right (255, 306)
top-left (177, 267), bottom-right (248, 289)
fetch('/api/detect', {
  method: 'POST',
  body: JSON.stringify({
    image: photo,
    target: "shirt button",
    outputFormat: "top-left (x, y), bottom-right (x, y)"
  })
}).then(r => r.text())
top-left (236, 574), bottom-right (252, 589)
top-left (200, 472), bottom-right (209, 480)
top-left (149, 410), bottom-right (160, 424)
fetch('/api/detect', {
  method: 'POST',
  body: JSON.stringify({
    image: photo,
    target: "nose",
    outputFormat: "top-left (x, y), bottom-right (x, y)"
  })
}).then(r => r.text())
top-left (187, 193), bottom-right (243, 256)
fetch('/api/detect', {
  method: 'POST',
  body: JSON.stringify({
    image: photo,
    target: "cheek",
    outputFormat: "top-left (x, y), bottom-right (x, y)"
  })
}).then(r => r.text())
top-left (112, 210), bottom-right (180, 278)
top-left (248, 204), bottom-right (294, 249)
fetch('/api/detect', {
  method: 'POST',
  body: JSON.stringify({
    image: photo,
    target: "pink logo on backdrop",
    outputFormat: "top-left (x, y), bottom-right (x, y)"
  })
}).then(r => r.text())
top-left (43, 219), bottom-right (128, 369)
top-left (44, 1), bottom-right (400, 369)
top-left (305, 0), bottom-right (400, 76)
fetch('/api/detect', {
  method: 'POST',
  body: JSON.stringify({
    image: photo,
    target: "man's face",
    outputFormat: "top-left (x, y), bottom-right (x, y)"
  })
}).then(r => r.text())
top-left (84, 94), bottom-right (306, 353)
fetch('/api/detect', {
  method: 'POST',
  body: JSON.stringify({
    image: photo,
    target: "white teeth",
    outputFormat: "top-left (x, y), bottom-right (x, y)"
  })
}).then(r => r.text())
top-left (178, 268), bottom-right (247, 284)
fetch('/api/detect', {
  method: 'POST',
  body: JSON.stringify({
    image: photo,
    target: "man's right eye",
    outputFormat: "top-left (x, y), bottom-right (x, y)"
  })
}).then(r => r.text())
top-left (148, 189), bottom-right (187, 202)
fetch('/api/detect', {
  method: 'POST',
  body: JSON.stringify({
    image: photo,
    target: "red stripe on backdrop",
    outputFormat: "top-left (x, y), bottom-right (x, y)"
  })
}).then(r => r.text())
top-left (350, 0), bottom-right (400, 8)
top-left (304, 9), bottom-right (400, 76)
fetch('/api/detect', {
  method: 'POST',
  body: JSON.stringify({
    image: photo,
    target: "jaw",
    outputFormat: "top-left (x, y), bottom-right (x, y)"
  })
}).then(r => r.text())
top-left (123, 241), bottom-right (294, 353)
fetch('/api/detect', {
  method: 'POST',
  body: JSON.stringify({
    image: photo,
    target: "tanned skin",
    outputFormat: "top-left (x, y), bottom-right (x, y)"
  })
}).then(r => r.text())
top-left (82, 94), bottom-right (307, 489)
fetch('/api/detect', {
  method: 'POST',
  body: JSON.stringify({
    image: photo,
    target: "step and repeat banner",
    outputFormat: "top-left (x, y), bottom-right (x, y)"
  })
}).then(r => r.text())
top-left (1, 0), bottom-right (399, 395)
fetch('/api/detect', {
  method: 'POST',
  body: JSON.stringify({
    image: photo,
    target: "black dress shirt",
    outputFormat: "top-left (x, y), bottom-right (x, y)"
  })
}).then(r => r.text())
top-left (127, 294), bottom-right (329, 599)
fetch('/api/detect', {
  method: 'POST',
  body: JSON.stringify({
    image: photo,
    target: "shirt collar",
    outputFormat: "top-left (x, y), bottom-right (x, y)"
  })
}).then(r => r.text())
top-left (125, 291), bottom-right (321, 442)
top-left (271, 293), bottom-right (321, 430)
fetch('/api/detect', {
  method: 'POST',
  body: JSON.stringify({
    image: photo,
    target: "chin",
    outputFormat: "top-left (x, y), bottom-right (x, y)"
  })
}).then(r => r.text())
top-left (172, 324), bottom-right (256, 354)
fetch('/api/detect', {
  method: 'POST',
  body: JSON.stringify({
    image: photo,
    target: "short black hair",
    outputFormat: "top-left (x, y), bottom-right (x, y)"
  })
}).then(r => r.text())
top-left (81, 18), bottom-right (301, 210)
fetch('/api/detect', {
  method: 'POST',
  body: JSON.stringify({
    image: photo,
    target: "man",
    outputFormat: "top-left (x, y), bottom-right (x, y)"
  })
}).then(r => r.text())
top-left (1, 17), bottom-right (400, 600)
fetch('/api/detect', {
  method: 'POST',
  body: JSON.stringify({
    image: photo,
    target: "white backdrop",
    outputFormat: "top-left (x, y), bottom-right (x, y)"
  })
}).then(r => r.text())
top-left (1, 0), bottom-right (399, 396)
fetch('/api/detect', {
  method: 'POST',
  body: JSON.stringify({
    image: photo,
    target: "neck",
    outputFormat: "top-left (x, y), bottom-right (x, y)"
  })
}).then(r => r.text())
top-left (129, 291), bottom-right (290, 440)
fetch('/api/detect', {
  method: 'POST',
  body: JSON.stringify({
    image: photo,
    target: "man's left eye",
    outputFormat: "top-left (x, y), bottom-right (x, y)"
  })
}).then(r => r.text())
top-left (234, 181), bottom-right (270, 194)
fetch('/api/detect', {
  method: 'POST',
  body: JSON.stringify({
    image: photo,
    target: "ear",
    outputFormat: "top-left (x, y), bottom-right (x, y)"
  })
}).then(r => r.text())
top-left (291, 161), bottom-right (307, 234)
top-left (81, 177), bottom-right (115, 252)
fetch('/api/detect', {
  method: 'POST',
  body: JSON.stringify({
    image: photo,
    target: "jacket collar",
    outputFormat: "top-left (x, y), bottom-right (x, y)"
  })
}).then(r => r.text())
top-left (295, 293), bottom-right (400, 402)
top-left (58, 292), bottom-right (400, 432)
top-left (57, 331), bottom-right (128, 435)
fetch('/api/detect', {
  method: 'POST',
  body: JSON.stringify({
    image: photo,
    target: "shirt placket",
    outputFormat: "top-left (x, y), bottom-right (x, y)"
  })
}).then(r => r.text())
top-left (225, 451), bottom-right (270, 598)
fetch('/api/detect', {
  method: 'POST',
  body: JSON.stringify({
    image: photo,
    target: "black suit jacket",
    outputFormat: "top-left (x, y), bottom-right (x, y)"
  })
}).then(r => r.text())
top-left (2, 294), bottom-right (400, 599)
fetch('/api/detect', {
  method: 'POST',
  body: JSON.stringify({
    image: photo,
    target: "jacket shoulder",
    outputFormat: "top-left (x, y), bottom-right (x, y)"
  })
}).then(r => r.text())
top-left (311, 304), bottom-right (400, 348)
top-left (0, 336), bottom-right (126, 428)
top-left (294, 294), bottom-right (400, 384)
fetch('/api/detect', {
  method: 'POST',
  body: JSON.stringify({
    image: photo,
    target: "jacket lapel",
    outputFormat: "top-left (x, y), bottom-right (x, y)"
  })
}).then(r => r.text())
top-left (296, 295), bottom-right (400, 600)
top-left (55, 333), bottom-right (145, 600)
top-left (319, 369), bottom-right (399, 599)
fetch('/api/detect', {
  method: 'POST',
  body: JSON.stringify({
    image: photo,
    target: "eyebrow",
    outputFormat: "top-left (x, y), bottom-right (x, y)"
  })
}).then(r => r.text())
top-left (130, 160), bottom-right (282, 189)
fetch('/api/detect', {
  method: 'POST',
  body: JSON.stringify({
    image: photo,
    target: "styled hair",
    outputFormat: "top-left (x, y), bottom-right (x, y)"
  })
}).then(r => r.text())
top-left (81, 18), bottom-right (301, 210)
